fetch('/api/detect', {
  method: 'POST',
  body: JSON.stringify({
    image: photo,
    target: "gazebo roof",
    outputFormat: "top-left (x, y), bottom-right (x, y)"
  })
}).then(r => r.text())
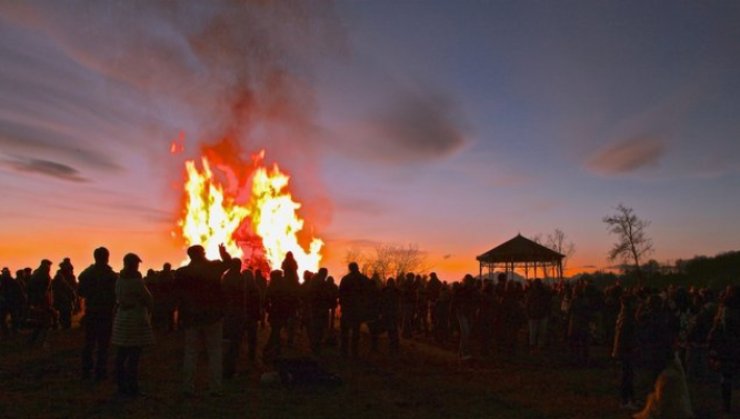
top-left (477, 234), bottom-right (564, 264)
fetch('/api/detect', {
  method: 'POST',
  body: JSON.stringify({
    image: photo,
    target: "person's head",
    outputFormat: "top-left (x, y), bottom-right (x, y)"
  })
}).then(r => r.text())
top-left (463, 274), bottom-right (475, 287)
top-left (229, 258), bottom-right (242, 271)
top-left (93, 247), bottom-right (110, 265)
top-left (146, 268), bottom-right (156, 277)
top-left (328, 276), bottom-right (335, 285)
top-left (162, 262), bottom-right (172, 272)
top-left (318, 267), bottom-right (328, 279)
top-left (187, 245), bottom-right (206, 262)
top-left (497, 273), bottom-right (507, 283)
top-left (39, 259), bottom-right (52, 273)
top-left (386, 278), bottom-right (396, 288)
top-left (1, 267), bottom-right (9, 278)
top-left (123, 253), bottom-right (142, 271)
top-left (285, 251), bottom-right (295, 261)
top-left (348, 262), bottom-right (359, 273)
top-left (430, 272), bottom-right (438, 280)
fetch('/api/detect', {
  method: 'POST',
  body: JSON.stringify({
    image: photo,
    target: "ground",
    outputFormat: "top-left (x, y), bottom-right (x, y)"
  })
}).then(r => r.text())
top-left (1, 320), bottom-right (737, 419)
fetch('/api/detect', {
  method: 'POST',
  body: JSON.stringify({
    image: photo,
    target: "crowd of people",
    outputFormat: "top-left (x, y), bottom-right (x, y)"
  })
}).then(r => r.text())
top-left (1, 247), bottom-right (739, 417)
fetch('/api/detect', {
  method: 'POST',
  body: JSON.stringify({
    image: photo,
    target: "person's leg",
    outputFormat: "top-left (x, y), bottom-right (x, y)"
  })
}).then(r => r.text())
top-left (115, 346), bottom-right (129, 394)
top-left (537, 318), bottom-right (548, 349)
top-left (127, 346), bottom-right (142, 395)
top-left (388, 318), bottom-right (400, 355)
top-left (350, 321), bottom-right (360, 357)
top-left (205, 320), bottom-right (223, 394)
top-left (245, 319), bottom-right (257, 362)
top-left (458, 314), bottom-right (471, 360)
top-left (0, 308), bottom-right (9, 337)
top-left (95, 317), bottom-right (113, 380)
top-left (528, 319), bottom-right (536, 348)
top-left (340, 316), bottom-right (350, 357)
top-left (182, 327), bottom-right (198, 394)
top-left (620, 357), bottom-right (635, 404)
top-left (82, 315), bottom-right (96, 379)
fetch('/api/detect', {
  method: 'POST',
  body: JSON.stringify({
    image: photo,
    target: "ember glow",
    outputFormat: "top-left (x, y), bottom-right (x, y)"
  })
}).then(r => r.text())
top-left (177, 149), bottom-right (323, 274)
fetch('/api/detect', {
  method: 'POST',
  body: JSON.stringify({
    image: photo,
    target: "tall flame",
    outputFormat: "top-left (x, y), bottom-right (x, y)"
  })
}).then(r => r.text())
top-left (177, 150), bottom-right (323, 274)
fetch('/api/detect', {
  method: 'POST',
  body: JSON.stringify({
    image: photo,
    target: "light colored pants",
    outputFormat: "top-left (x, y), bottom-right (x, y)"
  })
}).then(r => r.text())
top-left (528, 317), bottom-right (548, 349)
top-left (183, 320), bottom-right (223, 393)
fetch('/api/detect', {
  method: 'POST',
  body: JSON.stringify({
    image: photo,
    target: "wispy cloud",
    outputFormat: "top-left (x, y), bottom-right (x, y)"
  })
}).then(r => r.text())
top-left (1, 156), bottom-right (87, 182)
top-left (586, 137), bottom-right (666, 175)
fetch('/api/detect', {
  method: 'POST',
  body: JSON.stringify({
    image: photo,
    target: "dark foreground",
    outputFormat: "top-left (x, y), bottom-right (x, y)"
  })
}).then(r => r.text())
top-left (0, 322), bottom-right (736, 419)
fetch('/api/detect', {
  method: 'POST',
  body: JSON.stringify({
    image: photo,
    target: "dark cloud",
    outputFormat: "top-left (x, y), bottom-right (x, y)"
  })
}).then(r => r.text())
top-left (1, 156), bottom-right (87, 182)
top-left (587, 137), bottom-right (666, 175)
top-left (357, 88), bottom-right (468, 164)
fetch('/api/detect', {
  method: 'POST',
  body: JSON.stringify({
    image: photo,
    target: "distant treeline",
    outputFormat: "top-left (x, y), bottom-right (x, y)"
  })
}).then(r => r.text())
top-left (579, 250), bottom-right (740, 290)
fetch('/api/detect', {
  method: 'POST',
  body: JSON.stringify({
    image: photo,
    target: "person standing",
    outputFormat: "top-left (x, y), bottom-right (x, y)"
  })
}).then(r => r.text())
top-left (27, 259), bottom-right (54, 345)
top-left (111, 253), bottom-right (154, 397)
top-left (612, 293), bottom-right (639, 411)
top-left (78, 247), bottom-right (118, 381)
top-left (176, 244), bottom-right (231, 396)
top-left (52, 265), bottom-right (76, 330)
top-left (709, 286), bottom-right (740, 416)
top-left (222, 259), bottom-right (247, 379)
top-left (339, 262), bottom-right (368, 358)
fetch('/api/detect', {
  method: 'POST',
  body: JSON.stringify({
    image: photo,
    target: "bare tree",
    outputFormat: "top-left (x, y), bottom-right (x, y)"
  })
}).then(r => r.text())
top-left (345, 243), bottom-right (428, 280)
top-left (603, 204), bottom-right (654, 282)
top-left (546, 228), bottom-right (576, 271)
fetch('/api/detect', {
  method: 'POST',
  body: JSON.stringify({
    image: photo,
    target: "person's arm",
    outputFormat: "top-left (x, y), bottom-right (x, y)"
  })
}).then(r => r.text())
top-left (218, 243), bottom-right (232, 262)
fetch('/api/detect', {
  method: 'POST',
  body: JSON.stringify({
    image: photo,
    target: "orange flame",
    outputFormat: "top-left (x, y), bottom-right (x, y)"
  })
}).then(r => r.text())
top-left (177, 149), bottom-right (323, 274)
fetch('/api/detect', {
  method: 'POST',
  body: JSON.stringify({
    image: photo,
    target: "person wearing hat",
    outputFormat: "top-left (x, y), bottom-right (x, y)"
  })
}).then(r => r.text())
top-left (78, 247), bottom-right (118, 381)
top-left (111, 253), bottom-right (154, 398)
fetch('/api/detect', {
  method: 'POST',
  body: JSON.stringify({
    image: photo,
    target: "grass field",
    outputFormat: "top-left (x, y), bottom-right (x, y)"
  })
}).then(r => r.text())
top-left (1, 319), bottom-right (737, 419)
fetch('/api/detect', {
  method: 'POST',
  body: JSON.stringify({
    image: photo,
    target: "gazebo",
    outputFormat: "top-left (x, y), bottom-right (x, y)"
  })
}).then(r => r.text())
top-left (476, 234), bottom-right (564, 280)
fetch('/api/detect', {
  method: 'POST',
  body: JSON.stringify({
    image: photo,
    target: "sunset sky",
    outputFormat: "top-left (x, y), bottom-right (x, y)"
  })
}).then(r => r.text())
top-left (1, 1), bottom-right (739, 280)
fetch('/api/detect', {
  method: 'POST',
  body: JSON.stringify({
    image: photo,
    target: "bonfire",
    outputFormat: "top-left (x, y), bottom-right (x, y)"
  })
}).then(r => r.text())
top-left (176, 140), bottom-right (323, 275)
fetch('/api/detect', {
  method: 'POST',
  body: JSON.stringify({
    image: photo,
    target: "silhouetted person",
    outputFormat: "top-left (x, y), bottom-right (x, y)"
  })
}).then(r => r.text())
top-left (242, 269), bottom-right (261, 362)
top-left (637, 294), bottom-right (678, 381)
top-left (435, 283), bottom-right (452, 344)
top-left (452, 274), bottom-right (479, 361)
top-left (223, 259), bottom-right (247, 378)
top-left (306, 268), bottom-right (329, 355)
top-left (339, 262), bottom-right (368, 358)
top-left (152, 263), bottom-right (176, 332)
top-left (176, 244), bottom-right (231, 396)
top-left (52, 265), bottom-right (76, 329)
top-left (325, 276), bottom-right (339, 344)
top-left (380, 277), bottom-right (401, 355)
top-left (612, 293), bottom-right (638, 410)
top-left (478, 281), bottom-right (497, 357)
top-left (281, 251), bottom-right (299, 283)
top-left (78, 247), bottom-right (117, 381)
top-left (1, 267), bottom-right (25, 337)
top-left (264, 270), bottom-right (293, 358)
top-left (27, 259), bottom-right (53, 345)
top-left (427, 272), bottom-right (442, 337)
top-left (525, 279), bottom-right (551, 351)
top-left (112, 253), bottom-right (154, 397)
top-left (400, 273), bottom-right (417, 339)
top-left (59, 258), bottom-right (79, 315)
top-left (366, 273), bottom-right (383, 352)
top-left (254, 269), bottom-right (267, 330)
top-left (709, 286), bottom-right (740, 415)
